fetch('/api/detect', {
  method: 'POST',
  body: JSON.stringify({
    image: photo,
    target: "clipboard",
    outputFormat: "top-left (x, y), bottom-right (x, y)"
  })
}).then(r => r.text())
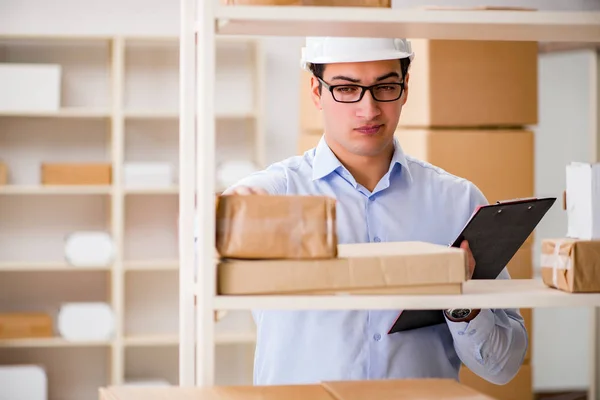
top-left (388, 196), bottom-right (557, 334)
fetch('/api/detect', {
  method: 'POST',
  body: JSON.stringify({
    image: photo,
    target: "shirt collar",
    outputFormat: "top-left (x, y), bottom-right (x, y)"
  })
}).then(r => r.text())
top-left (311, 134), bottom-right (413, 184)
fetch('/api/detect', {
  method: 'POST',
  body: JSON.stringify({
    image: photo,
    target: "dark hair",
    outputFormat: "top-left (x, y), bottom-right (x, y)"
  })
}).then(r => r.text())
top-left (309, 57), bottom-right (411, 94)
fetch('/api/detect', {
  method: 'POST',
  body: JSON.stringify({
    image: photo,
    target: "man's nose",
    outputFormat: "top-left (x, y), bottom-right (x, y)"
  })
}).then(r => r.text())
top-left (356, 89), bottom-right (381, 119)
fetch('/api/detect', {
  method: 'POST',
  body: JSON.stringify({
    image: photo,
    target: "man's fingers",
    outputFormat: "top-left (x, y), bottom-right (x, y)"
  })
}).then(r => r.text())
top-left (460, 240), bottom-right (476, 278)
top-left (228, 186), bottom-right (269, 196)
top-left (250, 187), bottom-right (268, 195)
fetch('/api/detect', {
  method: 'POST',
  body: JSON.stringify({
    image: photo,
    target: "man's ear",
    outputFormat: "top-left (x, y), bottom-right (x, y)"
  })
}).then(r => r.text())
top-left (310, 75), bottom-right (322, 110)
top-left (401, 72), bottom-right (410, 106)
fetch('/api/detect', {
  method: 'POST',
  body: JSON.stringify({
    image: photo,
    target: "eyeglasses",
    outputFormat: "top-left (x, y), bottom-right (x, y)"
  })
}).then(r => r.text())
top-left (317, 77), bottom-right (405, 103)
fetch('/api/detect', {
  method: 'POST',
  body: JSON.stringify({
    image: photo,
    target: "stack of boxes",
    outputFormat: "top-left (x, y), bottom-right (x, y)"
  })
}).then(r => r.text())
top-left (395, 40), bottom-right (537, 400)
top-left (297, 40), bottom-right (538, 400)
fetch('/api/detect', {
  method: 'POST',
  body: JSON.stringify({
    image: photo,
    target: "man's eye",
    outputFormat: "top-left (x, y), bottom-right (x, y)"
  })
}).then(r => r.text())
top-left (335, 86), bottom-right (358, 93)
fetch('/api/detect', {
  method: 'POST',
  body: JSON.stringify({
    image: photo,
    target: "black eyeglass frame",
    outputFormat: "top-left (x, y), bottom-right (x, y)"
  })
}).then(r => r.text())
top-left (317, 77), bottom-right (405, 103)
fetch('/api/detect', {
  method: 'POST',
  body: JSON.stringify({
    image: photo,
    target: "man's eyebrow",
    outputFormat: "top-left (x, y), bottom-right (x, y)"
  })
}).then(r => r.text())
top-left (329, 72), bottom-right (401, 83)
top-left (375, 72), bottom-right (401, 81)
top-left (330, 75), bottom-right (360, 83)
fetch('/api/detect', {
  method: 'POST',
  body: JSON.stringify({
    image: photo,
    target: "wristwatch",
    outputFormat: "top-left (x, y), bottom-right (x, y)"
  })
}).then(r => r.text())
top-left (445, 308), bottom-right (476, 322)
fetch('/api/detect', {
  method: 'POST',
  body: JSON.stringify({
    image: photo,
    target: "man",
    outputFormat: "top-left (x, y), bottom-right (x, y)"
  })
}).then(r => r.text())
top-left (223, 37), bottom-right (528, 386)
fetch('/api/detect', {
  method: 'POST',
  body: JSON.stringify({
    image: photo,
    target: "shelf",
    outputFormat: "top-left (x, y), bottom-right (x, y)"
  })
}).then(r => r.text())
top-left (0, 185), bottom-right (112, 195)
top-left (124, 332), bottom-right (255, 346)
top-left (212, 279), bottom-right (600, 311)
top-left (0, 337), bottom-right (111, 348)
top-left (123, 186), bottom-right (179, 195)
top-left (0, 261), bottom-right (110, 271)
top-left (124, 110), bottom-right (255, 120)
top-left (0, 108), bottom-right (110, 118)
top-left (124, 260), bottom-right (179, 271)
top-left (212, 6), bottom-right (600, 42)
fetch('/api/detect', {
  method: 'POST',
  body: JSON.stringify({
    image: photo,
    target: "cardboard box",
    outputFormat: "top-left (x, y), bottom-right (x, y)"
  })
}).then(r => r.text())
top-left (100, 378), bottom-right (496, 400)
top-left (396, 129), bottom-right (534, 204)
top-left (565, 162), bottom-right (600, 239)
top-left (540, 238), bottom-right (600, 293)
top-left (0, 162), bottom-right (7, 185)
top-left (218, 241), bottom-right (468, 295)
top-left (520, 308), bottom-right (532, 362)
top-left (41, 163), bottom-right (112, 185)
top-left (460, 363), bottom-right (532, 400)
top-left (216, 194), bottom-right (337, 259)
top-left (506, 241), bottom-right (533, 280)
top-left (399, 40), bottom-right (537, 128)
top-left (0, 313), bottom-right (53, 339)
top-left (298, 131), bottom-right (323, 154)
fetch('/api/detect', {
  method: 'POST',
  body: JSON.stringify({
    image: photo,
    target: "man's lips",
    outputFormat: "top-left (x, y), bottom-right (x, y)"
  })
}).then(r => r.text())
top-left (355, 124), bottom-right (383, 134)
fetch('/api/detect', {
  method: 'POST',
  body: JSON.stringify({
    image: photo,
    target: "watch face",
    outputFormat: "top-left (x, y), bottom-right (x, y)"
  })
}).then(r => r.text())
top-left (451, 309), bottom-right (471, 319)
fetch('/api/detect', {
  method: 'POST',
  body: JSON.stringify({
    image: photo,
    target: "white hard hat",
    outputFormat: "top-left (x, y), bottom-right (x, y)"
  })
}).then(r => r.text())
top-left (301, 37), bottom-right (414, 71)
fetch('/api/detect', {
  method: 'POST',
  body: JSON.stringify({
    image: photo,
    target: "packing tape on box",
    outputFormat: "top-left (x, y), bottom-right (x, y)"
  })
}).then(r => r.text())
top-left (540, 239), bottom-right (572, 287)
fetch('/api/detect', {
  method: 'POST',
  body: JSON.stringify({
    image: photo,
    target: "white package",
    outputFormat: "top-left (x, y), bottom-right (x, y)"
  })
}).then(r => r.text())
top-left (0, 63), bottom-right (61, 112)
top-left (0, 365), bottom-right (47, 400)
top-left (58, 302), bottom-right (115, 341)
top-left (123, 162), bottom-right (173, 188)
top-left (566, 162), bottom-right (600, 240)
top-left (64, 231), bottom-right (115, 267)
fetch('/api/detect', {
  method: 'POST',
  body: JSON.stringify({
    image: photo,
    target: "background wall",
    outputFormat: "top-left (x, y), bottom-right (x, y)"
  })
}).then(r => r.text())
top-left (1, 0), bottom-right (597, 393)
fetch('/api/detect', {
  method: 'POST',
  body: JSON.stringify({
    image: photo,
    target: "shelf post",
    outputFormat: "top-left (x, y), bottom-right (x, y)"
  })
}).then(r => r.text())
top-left (590, 51), bottom-right (600, 400)
top-left (179, 0), bottom-right (198, 388)
top-left (110, 36), bottom-right (126, 386)
top-left (195, 0), bottom-right (217, 387)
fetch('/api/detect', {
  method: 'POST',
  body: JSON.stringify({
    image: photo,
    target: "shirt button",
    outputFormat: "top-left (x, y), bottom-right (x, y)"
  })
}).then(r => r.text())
top-left (469, 329), bottom-right (477, 336)
top-left (458, 331), bottom-right (465, 336)
top-left (373, 333), bottom-right (381, 341)
top-left (374, 237), bottom-right (381, 243)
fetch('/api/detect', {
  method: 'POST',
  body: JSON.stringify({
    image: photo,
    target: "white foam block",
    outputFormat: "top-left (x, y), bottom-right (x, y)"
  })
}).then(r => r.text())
top-left (566, 162), bottom-right (600, 240)
top-left (64, 231), bottom-right (115, 267)
top-left (58, 302), bottom-right (114, 341)
top-left (0, 365), bottom-right (47, 400)
top-left (0, 63), bottom-right (61, 112)
top-left (123, 162), bottom-right (173, 188)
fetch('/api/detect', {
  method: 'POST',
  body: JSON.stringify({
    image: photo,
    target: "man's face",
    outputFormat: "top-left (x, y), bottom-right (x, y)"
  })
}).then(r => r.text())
top-left (310, 59), bottom-right (408, 158)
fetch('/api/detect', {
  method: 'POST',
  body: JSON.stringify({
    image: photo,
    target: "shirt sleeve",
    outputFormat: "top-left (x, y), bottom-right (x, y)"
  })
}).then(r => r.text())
top-left (445, 267), bottom-right (529, 385)
top-left (445, 181), bottom-right (528, 384)
top-left (221, 162), bottom-right (288, 195)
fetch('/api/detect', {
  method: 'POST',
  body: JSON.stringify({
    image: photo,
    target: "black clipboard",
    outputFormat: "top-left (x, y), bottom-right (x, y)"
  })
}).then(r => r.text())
top-left (388, 196), bottom-right (557, 334)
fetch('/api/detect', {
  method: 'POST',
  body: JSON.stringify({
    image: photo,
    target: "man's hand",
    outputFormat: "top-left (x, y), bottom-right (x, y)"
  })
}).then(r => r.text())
top-left (225, 186), bottom-right (269, 195)
top-left (460, 240), bottom-right (476, 279)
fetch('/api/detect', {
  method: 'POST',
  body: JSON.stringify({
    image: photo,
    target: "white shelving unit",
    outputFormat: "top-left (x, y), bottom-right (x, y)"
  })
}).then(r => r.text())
top-left (0, 32), bottom-right (262, 399)
top-left (181, 1), bottom-right (600, 398)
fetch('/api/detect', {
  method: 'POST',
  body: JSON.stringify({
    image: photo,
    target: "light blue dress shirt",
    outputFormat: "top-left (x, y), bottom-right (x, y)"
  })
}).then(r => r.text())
top-left (224, 135), bottom-right (528, 387)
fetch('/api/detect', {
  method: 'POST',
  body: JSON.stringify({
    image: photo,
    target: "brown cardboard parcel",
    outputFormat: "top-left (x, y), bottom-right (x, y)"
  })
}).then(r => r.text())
top-left (396, 128), bottom-right (534, 204)
top-left (541, 238), bottom-right (600, 293)
top-left (100, 378), bottom-right (496, 400)
top-left (218, 241), bottom-right (468, 295)
top-left (216, 194), bottom-right (337, 260)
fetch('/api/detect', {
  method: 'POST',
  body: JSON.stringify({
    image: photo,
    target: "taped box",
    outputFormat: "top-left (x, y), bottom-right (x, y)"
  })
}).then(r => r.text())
top-left (100, 378), bottom-right (495, 400)
top-left (541, 238), bottom-right (600, 293)
top-left (218, 241), bottom-right (467, 295)
top-left (41, 163), bottom-right (112, 185)
top-left (216, 194), bottom-right (337, 260)
top-left (0, 313), bottom-right (53, 339)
